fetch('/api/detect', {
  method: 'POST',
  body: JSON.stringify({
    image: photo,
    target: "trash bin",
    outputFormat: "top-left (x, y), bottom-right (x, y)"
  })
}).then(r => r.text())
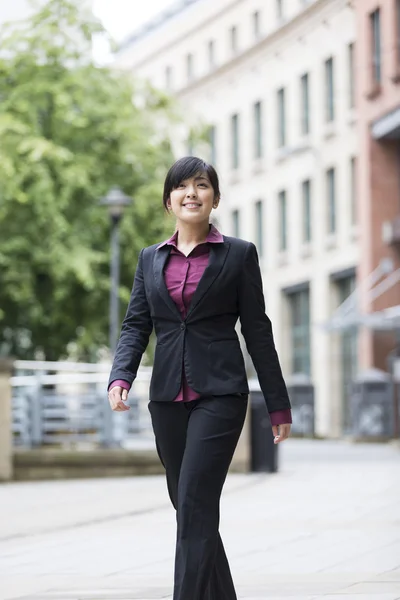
top-left (248, 379), bottom-right (278, 473)
top-left (286, 373), bottom-right (315, 437)
top-left (350, 368), bottom-right (394, 438)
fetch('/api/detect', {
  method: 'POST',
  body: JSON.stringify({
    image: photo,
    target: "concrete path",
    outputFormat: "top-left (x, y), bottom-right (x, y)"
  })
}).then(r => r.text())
top-left (0, 439), bottom-right (399, 600)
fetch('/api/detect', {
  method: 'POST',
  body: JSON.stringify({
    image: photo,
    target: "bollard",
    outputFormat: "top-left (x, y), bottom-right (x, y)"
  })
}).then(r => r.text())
top-left (248, 379), bottom-right (278, 473)
top-left (0, 359), bottom-right (14, 481)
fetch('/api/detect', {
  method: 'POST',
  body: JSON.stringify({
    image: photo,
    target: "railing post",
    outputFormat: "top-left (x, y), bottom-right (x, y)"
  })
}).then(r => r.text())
top-left (30, 376), bottom-right (43, 447)
top-left (0, 359), bottom-right (14, 481)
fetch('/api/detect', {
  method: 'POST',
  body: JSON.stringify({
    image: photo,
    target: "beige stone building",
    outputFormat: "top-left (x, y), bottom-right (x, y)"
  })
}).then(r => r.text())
top-left (113, 0), bottom-right (359, 437)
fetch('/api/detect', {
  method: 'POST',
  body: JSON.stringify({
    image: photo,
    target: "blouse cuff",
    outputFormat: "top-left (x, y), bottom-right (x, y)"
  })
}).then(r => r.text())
top-left (108, 379), bottom-right (131, 392)
top-left (269, 408), bottom-right (292, 426)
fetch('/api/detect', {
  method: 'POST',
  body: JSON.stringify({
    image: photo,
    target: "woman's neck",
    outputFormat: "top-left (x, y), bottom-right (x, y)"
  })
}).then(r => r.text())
top-left (175, 221), bottom-right (210, 246)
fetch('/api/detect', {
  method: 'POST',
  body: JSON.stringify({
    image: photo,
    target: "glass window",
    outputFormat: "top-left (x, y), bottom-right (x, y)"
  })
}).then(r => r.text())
top-left (277, 87), bottom-right (286, 147)
top-left (230, 25), bottom-right (238, 53)
top-left (254, 101), bottom-right (263, 159)
top-left (348, 43), bottom-right (355, 108)
top-left (327, 167), bottom-right (336, 233)
top-left (209, 125), bottom-right (216, 166)
top-left (208, 40), bottom-right (215, 70)
top-left (396, 0), bottom-right (400, 66)
top-left (288, 288), bottom-right (311, 375)
top-left (253, 10), bottom-right (260, 38)
top-left (231, 114), bottom-right (239, 169)
top-left (302, 179), bottom-right (312, 242)
top-left (186, 53), bottom-right (194, 82)
top-left (165, 65), bottom-right (172, 90)
top-left (350, 157), bottom-right (357, 226)
top-left (325, 57), bottom-right (335, 122)
top-left (278, 190), bottom-right (287, 251)
top-left (277, 0), bottom-right (283, 20)
top-left (370, 9), bottom-right (382, 85)
top-left (232, 209), bottom-right (240, 237)
top-left (300, 73), bottom-right (310, 135)
top-left (255, 200), bottom-right (263, 257)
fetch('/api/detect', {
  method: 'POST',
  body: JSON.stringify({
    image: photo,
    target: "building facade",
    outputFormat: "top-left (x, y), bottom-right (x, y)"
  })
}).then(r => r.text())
top-left (114, 0), bottom-right (359, 437)
top-left (355, 0), bottom-right (400, 376)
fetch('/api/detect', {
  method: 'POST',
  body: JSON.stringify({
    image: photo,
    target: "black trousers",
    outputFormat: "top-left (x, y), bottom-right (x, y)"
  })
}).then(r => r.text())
top-left (148, 394), bottom-right (248, 600)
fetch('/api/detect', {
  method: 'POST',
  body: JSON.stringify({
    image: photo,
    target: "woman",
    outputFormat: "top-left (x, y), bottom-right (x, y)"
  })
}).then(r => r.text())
top-left (108, 156), bottom-right (292, 600)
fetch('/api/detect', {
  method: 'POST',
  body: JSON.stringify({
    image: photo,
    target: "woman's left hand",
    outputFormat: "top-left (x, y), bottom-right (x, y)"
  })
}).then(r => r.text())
top-left (272, 424), bottom-right (291, 444)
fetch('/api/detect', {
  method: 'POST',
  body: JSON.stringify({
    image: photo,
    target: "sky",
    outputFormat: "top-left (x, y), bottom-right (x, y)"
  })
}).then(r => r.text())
top-left (92, 0), bottom-right (177, 62)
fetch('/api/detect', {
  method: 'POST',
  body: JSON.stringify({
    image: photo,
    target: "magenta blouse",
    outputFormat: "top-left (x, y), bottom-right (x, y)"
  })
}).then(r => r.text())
top-left (110, 225), bottom-right (292, 426)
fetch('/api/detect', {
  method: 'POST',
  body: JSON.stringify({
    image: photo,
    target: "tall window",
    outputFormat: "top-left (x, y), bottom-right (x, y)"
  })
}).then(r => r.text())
top-left (348, 43), bottom-right (355, 108)
top-left (370, 9), bottom-right (382, 85)
top-left (277, 87), bottom-right (286, 147)
top-left (230, 25), bottom-right (238, 53)
top-left (232, 209), bottom-right (240, 237)
top-left (325, 57), bottom-right (335, 122)
top-left (254, 101), bottom-right (263, 159)
top-left (209, 125), bottom-right (216, 166)
top-left (231, 113), bottom-right (239, 169)
top-left (300, 73), bottom-right (310, 135)
top-left (278, 190), bottom-right (287, 251)
top-left (326, 167), bottom-right (336, 234)
top-left (288, 287), bottom-right (311, 375)
top-left (253, 10), bottom-right (260, 38)
top-left (350, 157), bottom-right (357, 226)
top-left (302, 179), bottom-right (312, 243)
top-left (277, 0), bottom-right (283, 20)
top-left (186, 53), bottom-right (194, 82)
top-left (165, 65), bottom-right (172, 90)
top-left (208, 40), bottom-right (215, 70)
top-left (255, 200), bottom-right (263, 257)
top-left (396, 0), bottom-right (400, 66)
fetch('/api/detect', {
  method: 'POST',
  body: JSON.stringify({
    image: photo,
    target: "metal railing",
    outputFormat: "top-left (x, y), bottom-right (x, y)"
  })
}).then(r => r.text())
top-left (11, 361), bottom-right (153, 449)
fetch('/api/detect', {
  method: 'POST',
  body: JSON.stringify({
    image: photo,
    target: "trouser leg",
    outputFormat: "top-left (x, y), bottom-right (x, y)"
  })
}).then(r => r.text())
top-left (174, 395), bottom-right (247, 600)
top-left (148, 395), bottom-right (247, 600)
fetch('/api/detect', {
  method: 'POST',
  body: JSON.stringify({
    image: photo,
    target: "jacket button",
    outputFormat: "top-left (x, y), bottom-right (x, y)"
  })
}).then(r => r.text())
top-left (180, 323), bottom-right (186, 331)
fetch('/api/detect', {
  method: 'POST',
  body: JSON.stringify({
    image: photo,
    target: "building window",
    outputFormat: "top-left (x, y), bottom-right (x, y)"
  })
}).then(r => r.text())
top-left (335, 274), bottom-right (357, 432)
top-left (302, 179), bottom-right (312, 243)
top-left (230, 25), bottom-right (238, 53)
top-left (255, 200), bottom-right (263, 257)
top-left (350, 157), bottom-right (357, 226)
top-left (186, 53), bottom-right (194, 82)
top-left (300, 72), bottom-right (310, 135)
top-left (325, 57), bottom-right (335, 122)
top-left (277, 0), bottom-right (283, 20)
top-left (348, 43), bottom-right (355, 108)
top-left (287, 287), bottom-right (311, 375)
top-left (231, 113), bottom-right (239, 169)
top-left (232, 209), bottom-right (240, 237)
top-left (396, 0), bottom-right (400, 68)
top-left (208, 40), bottom-right (215, 70)
top-left (253, 10), bottom-right (260, 38)
top-left (209, 125), bottom-right (216, 166)
top-left (277, 87), bottom-right (286, 147)
top-left (327, 167), bottom-right (336, 234)
top-left (165, 66), bottom-right (173, 90)
top-left (370, 9), bottom-right (382, 86)
top-left (254, 100), bottom-right (263, 159)
top-left (278, 190), bottom-right (287, 251)
top-left (187, 134), bottom-right (194, 156)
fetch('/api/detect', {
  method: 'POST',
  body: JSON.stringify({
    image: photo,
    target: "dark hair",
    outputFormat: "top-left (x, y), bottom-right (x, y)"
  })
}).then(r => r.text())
top-left (163, 156), bottom-right (220, 211)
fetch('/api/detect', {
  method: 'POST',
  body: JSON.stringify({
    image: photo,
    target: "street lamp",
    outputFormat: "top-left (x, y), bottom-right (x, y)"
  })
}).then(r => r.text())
top-left (100, 186), bottom-right (132, 355)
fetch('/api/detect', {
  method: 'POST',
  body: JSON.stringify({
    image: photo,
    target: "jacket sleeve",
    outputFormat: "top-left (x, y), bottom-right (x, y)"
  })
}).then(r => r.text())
top-left (108, 249), bottom-right (153, 389)
top-left (238, 242), bottom-right (291, 414)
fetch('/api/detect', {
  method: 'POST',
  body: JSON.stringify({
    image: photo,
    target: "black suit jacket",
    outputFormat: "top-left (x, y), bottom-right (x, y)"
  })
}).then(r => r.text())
top-left (108, 235), bottom-right (291, 413)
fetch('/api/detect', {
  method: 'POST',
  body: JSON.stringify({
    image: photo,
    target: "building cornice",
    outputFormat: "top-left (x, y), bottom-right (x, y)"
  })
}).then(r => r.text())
top-left (177, 0), bottom-right (351, 97)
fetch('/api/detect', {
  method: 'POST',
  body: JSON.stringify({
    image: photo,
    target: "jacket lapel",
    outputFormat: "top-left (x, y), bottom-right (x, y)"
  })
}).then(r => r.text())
top-left (153, 246), bottom-right (182, 319)
top-left (186, 242), bottom-right (230, 319)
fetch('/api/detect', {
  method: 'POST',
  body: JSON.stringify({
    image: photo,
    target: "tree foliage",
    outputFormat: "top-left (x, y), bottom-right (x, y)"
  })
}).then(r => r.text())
top-left (0, 0), bottom-right (178, 360)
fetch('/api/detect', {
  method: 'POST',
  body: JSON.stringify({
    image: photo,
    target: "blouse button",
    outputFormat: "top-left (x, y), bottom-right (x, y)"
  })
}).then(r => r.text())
top-left (180, 323), bottom-right (186, 331)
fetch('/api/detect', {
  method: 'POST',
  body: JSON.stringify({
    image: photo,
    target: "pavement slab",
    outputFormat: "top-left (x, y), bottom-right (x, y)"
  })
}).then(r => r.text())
top-left (1, 439), bottom-right (400, 600)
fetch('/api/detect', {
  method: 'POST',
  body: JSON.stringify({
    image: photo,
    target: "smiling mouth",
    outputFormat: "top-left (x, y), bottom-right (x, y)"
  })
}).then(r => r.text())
top-left (183, 203), bottom-right (201, 208)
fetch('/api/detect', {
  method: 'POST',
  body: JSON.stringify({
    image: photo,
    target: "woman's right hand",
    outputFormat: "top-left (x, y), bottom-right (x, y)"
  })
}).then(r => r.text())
top-left (108, 385), bottom-right (130, 411)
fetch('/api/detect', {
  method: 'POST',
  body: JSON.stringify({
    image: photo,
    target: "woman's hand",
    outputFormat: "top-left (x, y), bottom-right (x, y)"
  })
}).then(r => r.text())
top-left (108, 385), bottom-right (130, 412)
top-left (272, 423), bottom-right (291, 444)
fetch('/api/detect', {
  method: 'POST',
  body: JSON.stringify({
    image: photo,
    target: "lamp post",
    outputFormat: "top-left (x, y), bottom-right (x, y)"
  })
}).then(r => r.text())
top-left (100, 187), bottom-right (132, 356)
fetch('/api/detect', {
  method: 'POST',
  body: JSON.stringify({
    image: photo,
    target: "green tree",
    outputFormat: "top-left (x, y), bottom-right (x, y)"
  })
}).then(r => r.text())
top-left (0, 0), bottom-right (178, 361)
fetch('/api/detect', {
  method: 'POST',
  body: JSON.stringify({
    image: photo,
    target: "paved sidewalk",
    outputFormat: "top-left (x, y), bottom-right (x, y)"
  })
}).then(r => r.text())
top-left (1, 439), bottom-right (399, 600)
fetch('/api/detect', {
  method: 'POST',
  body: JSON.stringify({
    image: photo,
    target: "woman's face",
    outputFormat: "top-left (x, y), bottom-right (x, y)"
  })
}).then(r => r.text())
top-left (168, 172), bottom-right (218, 224)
